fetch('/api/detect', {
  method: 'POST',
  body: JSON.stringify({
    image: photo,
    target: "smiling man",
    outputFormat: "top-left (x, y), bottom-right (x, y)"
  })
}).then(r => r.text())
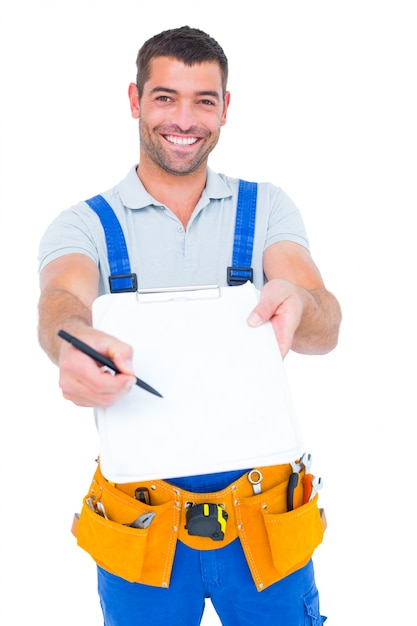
top-left (38, 26), bottom-right (341, 626)
top-left (133, 57), bottom-right (229, 179)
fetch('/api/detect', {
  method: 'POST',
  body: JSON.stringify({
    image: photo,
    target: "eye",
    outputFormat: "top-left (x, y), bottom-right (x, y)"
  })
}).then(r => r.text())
top-left (156, 95), bottom-right (172, 102)
top-left (200, 99), bottom-right (216, 106)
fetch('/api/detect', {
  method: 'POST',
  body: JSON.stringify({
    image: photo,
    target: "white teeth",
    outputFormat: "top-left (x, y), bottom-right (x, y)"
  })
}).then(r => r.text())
top-left (165, 135), bottom-right (198, 146)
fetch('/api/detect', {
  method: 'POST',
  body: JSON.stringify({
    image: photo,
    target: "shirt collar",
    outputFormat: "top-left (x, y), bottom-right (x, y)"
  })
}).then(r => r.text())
top-left (119, 164), bottom-right (233, 210)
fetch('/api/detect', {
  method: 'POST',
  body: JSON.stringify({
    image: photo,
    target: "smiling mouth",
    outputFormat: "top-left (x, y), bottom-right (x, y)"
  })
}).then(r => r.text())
top-left (164, 135), bottom-right (200, 146)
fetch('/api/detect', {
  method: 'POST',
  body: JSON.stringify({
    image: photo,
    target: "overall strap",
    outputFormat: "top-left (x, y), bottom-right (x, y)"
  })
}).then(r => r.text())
top-left (227, 179), bottom-right (258, 286)
top-left (85, 195), bottom-right (137, 293)
top-left (86, 179), bottom-right (258, 292)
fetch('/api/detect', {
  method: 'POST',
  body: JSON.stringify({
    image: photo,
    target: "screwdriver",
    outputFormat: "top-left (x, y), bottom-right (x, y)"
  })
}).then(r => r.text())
top-left (287, 472), bottom-right (299, 511)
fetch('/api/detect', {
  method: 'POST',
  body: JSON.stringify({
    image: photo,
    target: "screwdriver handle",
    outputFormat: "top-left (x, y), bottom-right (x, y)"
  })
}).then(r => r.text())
top-left (303, 473), bottom-right (314, 504)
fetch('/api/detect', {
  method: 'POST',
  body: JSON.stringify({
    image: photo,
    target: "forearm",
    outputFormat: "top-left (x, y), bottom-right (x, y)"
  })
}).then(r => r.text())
top-left (291, 287), bottom-right (342, 355)
top-left (38, 254), bottom-right (100, 364)
top-left (38, 288), bottom-right (93, 365)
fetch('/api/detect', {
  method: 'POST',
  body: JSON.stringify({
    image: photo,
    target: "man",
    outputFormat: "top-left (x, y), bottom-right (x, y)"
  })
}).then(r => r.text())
top-left (38, 25), bottom-right (341, 626)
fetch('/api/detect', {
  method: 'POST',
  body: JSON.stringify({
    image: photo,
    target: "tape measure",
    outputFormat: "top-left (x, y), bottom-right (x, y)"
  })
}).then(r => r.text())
top-left (185, 503), bottom-right (228, 541)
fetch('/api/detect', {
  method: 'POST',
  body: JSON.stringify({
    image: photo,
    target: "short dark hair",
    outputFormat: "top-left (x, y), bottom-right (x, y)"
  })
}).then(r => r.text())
top-left (136, 26), bottom-right (228, 99)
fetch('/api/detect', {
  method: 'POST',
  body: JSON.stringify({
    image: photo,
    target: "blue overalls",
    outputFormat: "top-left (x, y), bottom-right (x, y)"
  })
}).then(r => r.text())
top-left (85, 181), bottom-right (326, 626)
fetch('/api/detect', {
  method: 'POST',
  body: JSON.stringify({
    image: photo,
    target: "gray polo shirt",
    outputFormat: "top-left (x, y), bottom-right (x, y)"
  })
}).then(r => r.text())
top-left (38, 165), bottom-right (309, 293)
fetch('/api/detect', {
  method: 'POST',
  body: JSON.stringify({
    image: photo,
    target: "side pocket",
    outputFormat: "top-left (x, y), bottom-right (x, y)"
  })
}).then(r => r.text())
top-left (76, 496), bottom-right (149, 583)
top-left (303, 581), bottom-right (327, 625)
top-left (263, 497), bottom-right (325, 578)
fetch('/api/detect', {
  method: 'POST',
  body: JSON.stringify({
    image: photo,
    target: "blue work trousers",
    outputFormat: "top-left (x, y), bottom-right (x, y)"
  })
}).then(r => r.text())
top-left (97, 538), bottom-right (327, 625)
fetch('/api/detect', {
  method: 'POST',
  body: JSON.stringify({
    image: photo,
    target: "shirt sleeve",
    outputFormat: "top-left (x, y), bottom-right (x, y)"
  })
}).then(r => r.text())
top-left (262, 183), bottom-right (310, 251)
top-left (38, 203), bottom-right (103, 273)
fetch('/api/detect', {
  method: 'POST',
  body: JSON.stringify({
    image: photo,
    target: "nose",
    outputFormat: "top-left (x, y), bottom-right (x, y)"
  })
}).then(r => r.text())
top-left (171, 99), bottom-right (198, 132)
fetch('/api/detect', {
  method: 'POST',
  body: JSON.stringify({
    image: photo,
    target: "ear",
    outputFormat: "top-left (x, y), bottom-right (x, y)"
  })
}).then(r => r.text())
top-left (221, 91), bottom-right (231, 126)
top-left (128, 83), bottom-right (140, 119)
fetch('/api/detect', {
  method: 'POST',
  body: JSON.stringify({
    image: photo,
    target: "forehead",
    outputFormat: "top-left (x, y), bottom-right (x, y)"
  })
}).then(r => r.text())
top-left (145, 56), bottom-right (224, 95)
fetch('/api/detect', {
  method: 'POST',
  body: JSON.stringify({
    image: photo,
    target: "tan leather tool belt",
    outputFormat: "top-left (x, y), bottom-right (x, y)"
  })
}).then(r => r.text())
top-left (72, 462), bottom-right (325, 591)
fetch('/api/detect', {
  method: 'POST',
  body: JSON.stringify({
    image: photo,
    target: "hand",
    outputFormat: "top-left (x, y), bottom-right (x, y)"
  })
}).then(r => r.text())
top-left (57, 327), bottom-right (136, 407)
top-left (247, 279), bottom-right (304, 358)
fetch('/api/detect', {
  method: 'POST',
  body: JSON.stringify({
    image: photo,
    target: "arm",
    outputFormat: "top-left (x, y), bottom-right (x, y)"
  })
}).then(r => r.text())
top-left (38, 253), bottom-right (135, 407)
top-left (248, 241), bottom-right (342, 357)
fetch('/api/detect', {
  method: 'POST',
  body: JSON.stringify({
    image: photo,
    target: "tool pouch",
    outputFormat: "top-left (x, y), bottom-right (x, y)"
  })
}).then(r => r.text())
top-left (234, 472), bottom-right (325, 590)
top-left (76, 495), bottom-right (148, 582)
top-left (73, 467), bottom-right (180, 587)
top-left (262, 496), bottom-right (324, 577)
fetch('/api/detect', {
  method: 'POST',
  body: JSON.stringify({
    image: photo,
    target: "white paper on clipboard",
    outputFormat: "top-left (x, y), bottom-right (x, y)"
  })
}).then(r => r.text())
top-left (92, 281), bottom-right (303, 483)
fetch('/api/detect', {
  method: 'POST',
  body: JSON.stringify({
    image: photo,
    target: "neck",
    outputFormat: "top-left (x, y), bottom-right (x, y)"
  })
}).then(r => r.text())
top-left (136, 160), bottom-right (207, 228)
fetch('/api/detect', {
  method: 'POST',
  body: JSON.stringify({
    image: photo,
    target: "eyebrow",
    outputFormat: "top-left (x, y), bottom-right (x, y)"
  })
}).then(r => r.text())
top-left (149, 86), bottom-right (221, 99)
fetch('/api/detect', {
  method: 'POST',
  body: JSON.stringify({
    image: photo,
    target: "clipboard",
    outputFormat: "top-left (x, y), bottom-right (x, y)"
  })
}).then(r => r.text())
top-left (92, 281), bottom-right (303, 483)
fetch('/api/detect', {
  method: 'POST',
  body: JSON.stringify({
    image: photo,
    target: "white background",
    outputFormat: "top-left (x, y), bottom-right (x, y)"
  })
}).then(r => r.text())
top-left (1, 1), bottom-right (416, 624)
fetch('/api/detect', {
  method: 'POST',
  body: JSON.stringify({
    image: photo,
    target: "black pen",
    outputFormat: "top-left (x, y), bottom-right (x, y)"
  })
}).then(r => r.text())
top-left (57, 329), bottom-right (163, 398)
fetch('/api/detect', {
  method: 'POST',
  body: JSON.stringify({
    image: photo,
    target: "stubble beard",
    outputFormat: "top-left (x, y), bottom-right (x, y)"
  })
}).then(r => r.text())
top-left (138, 120), bottom-right (220, 176)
